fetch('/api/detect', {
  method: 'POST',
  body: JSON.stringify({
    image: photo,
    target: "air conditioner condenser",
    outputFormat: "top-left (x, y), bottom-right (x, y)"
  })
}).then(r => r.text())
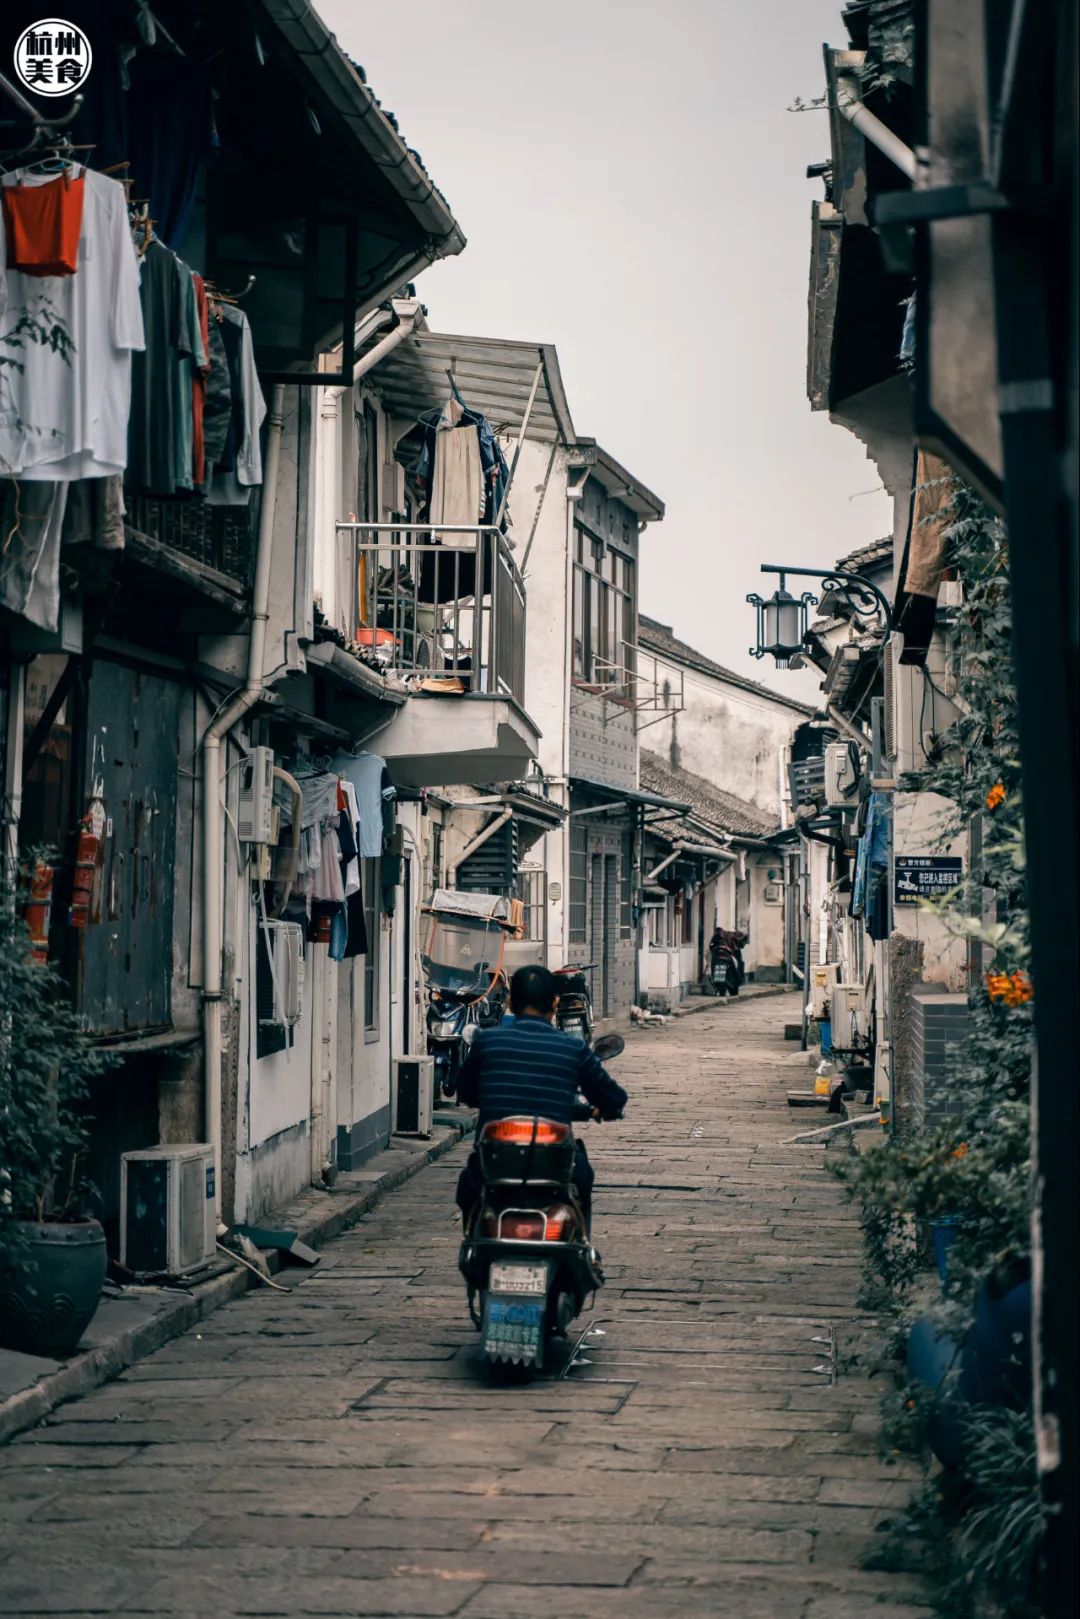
top-left (830, 983), bottom-right (871, 1051)
top-left (120, 1144), bottom-right (217, 1278)
top-left (393, 1055), bottom-right (434, 1137)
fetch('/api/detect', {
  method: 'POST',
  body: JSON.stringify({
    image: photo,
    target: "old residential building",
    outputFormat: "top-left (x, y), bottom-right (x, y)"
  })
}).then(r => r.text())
top-left (1, 2), bottom-right (465, 1231)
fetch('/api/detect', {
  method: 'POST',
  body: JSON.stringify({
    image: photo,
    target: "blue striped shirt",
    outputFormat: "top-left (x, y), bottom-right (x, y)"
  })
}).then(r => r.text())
top-left (456, 1014), bottom-right (627, 1126)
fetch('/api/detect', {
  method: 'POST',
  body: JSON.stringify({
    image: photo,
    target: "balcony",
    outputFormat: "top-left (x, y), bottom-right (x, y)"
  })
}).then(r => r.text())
top-left (334, 522), bottom-right (537, 786)
top-left (122, 494), bottom-right (255, 616)
top-left (337, 523), bottom-right (525, 702)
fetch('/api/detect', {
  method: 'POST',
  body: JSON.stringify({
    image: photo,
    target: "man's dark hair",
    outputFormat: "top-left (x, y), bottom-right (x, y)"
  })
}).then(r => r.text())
top-left (510, 964), bottom-right (559, 1016)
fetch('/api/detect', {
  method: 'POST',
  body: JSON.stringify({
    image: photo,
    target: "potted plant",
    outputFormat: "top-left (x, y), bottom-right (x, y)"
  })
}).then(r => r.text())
top-left (0, 858), bottom-right (111, 1356)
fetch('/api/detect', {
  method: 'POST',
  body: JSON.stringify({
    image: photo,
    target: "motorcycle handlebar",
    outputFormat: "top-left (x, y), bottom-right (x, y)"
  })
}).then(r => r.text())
top-left (571, 1102), bottom-right (624, 1123)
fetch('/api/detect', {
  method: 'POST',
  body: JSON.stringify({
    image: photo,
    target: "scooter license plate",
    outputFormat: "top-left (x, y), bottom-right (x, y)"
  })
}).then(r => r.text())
top-left (489, 1262), bottom-right (548, 1296)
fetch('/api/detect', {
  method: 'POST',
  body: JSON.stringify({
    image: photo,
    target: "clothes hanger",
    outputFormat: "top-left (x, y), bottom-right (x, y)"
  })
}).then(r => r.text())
top-left (205, 274), bottom-right (256, 307)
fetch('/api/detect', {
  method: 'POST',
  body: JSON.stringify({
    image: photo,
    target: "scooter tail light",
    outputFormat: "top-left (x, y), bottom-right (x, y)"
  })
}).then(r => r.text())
top-left (543, 1206), bottom-right (575, 1241)
top-left (499, 1212), bottom-right (547, 1240)
top-left (481, 1118), bottom-right (571, 1146)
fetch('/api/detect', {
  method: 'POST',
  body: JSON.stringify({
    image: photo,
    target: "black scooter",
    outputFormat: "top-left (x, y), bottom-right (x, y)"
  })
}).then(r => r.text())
top-left (458, 1033), bottom-right (624, 1375)
top-left (554, 962), bottom-right (596, 1044)
top-left (707, 938), bottom-right (744, 997)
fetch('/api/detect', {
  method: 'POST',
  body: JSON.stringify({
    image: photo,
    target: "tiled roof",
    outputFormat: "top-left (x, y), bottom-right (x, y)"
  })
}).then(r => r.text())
top-left (836, 536), bottom-right (893, 574)
top-left (639, 751), bottom-right (779, 839)
top-left (638, 619), bottom-right (814, 715)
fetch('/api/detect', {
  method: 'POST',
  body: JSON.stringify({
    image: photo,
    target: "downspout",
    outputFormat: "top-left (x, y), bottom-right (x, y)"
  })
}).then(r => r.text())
top-left (201, 380), bottom-right (286, 1221)
top-left (447, 807), bottom-right (513, 889)
top-left (645, 849), bottom-right (680, 884)
top-left (352, 300), bottom-right (423, 387)
top-left (835, 71), bottom-right (918, 181)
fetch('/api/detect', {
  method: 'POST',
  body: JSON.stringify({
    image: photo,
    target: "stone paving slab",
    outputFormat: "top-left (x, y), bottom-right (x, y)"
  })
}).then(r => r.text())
top-left (0, 997), bottom-right (924, 1616)
top-left (0, 1126), bottom-right (472, 1445)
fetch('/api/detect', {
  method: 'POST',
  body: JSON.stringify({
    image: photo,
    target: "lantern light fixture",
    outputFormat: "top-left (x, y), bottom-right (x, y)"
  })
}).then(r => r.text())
top-left (748, 563), bottom-right (893, 669)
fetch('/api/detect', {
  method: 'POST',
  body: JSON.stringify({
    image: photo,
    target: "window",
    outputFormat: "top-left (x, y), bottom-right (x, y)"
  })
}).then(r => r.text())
top-left (571, 524), bottom-right (636, 686)
top-left (363, 857), bottom-right (380, 1036)
top-left (515, 868), bottom-right (547, 946)
top-left (620, 844), bottom-right (632, 939)
top-left (568, 820), bottom-right (587, 945)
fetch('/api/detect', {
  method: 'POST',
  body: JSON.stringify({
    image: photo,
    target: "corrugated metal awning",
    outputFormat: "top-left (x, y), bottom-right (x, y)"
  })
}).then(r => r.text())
top-left (569, 776), bottom-right (691, 815)
top-left (363, 330), bottom-right (576, 443)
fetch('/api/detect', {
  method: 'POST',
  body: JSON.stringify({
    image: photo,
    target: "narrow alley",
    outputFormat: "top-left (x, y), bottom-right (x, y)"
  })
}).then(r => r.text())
top-left (0, 997), bottom-right (930, 1619)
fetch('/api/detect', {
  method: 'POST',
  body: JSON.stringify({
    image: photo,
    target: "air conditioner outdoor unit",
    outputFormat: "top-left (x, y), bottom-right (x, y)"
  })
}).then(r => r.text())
top-left (830, 983), bottom-right (870, 1049)
top-left (257, 920), bottom-right (305, 1028)
top-left (238, 745), bottom-right (275, 843)
top-left (809, 962), bottom-right (841, 1019)
top-left (120, 1144), bottom-right (216, 1277)
top-left (394, 1055), bottom-right (434, 1136)
top-left (884, 634), bottom-right (961, 778)
top-left (824, 742), bottom-right (859, 808)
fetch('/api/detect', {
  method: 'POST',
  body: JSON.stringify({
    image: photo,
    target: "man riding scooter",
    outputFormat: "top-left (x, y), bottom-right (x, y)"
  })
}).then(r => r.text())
top-left (453, 965), bottom-right (626, 1232)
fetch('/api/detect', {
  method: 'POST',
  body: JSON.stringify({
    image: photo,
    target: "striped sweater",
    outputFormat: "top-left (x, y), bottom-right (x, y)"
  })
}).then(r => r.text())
top-left (455, 1015), bottom-right (627, 1126)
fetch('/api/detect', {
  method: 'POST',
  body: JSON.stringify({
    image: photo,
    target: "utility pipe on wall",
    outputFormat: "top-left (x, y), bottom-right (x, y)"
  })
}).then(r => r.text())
top-left (835, 72), bottom-right (918, 181)
top-left (200, 381), bottom-right (287, 1221)
top-left (351, 300), bottom-right (422, 387)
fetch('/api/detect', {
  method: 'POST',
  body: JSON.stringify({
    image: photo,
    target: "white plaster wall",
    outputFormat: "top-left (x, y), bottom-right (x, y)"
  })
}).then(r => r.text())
top-left (747, 855), bottom-right (786, 975)
top-left (513, 437), bottom-right (571, 784)
top-left (642, 653), bottom-right (804, 818)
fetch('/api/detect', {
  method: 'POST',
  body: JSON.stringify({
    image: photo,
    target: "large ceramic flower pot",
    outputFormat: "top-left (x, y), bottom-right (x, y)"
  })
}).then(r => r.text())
top-left (0, 1220), bottom-right (107, 1356)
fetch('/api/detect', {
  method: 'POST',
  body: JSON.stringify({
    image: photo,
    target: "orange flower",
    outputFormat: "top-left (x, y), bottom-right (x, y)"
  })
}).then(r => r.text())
top-left (949, 1143), bottom-right (969, 1161)
top-left (985, 783), bottom-right (1006, 811)
top-left (986, 969), bottom-right (1033, 1007)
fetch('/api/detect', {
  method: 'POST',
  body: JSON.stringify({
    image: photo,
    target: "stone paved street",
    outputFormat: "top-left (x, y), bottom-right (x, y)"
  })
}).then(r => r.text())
top-left (0, 997), bottom-right (931, 1618)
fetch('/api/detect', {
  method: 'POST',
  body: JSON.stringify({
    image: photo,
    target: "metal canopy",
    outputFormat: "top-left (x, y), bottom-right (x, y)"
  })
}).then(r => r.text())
top-left (367, 331), bottom-right (576, 443)
top-left (568, 776), bottom-right (691, 816)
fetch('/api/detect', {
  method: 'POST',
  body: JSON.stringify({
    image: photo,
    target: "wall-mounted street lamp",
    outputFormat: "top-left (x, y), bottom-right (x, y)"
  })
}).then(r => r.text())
top-left (747, 564), bottom-right (893, 668)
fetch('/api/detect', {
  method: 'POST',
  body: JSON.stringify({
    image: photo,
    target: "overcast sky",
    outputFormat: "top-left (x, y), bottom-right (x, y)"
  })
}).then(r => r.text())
top-left (319, 0), bottom-right (892, 697)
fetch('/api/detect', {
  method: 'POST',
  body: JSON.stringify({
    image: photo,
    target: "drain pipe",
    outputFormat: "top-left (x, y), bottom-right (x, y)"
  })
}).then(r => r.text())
top-left (447, 807), bottom-right (512, 889)
top-left (353, 298), bottom-right (423, 386)
top-left (835, 71), bottom-right (918, 181)
top-left (201, 381), bottom-right (286, 1220)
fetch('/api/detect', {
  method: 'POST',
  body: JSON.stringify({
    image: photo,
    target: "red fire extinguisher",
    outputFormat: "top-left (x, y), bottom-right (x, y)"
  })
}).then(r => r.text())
top-left (24, 859), bottom-right (54, 965)
top-left (69, 797), bottom-right (106, 929)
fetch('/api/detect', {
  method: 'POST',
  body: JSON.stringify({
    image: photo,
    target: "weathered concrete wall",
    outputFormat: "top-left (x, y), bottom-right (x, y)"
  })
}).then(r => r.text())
top-left (642, 651), bottom-right (802, 818)
top-left (748, 854), bottom-right (786, 978)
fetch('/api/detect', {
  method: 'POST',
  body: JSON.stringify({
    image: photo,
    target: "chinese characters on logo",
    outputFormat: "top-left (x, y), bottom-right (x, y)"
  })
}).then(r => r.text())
top-left (13, 18), bottom-right (93, 98)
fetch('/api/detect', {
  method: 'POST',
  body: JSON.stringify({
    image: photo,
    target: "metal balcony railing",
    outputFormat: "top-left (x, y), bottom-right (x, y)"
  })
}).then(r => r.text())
top-left (335, 523), bottom-right (526, 705)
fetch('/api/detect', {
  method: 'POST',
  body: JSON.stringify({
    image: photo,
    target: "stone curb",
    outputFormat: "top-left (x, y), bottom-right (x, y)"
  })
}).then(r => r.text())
top-left (673, 984), bottom-right (797, 1017)
top-left (0, 1120), bottom-right (470, 1447)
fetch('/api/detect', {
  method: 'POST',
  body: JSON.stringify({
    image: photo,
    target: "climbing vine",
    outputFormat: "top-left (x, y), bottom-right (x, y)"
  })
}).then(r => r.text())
top-left (832, 475), bottom-right (1044, 1616)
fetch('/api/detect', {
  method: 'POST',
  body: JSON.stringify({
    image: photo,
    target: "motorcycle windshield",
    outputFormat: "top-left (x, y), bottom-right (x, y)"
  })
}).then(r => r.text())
top-left (422, 915), bottom-right (505, 996)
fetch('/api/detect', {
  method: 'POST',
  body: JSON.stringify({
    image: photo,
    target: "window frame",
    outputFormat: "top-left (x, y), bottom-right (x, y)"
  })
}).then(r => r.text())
top-left (571, 523), bottom-right (636, 688)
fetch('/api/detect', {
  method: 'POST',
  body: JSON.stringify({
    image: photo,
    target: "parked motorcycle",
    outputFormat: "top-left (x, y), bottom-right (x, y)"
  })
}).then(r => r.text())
top-left (422, 890), bottom-right (514, 1097)
top-left (426, 977), bottom-right (507, 1095)
top-left (553, 962), bottom-right (596, 1044)
top-left (458, 1033), bottom-right (625, 1375)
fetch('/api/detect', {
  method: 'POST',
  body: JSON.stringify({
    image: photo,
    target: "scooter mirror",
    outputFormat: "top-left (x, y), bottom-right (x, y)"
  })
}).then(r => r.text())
top-left (593, 1033), bottom-right (625, 1063)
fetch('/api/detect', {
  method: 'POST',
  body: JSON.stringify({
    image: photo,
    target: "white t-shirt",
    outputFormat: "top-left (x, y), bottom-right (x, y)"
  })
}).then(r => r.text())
top-left (0, 167), bottom-right (145, 480)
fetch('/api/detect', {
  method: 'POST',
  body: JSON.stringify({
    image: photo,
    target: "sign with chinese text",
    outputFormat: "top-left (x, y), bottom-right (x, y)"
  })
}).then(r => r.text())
top-left (895, 856), bottom-right (964, 905)
top-left (13, 18), bottom-right (92, 97)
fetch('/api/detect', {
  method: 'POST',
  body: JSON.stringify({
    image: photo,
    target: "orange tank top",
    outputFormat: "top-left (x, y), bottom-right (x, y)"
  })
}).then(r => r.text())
top-left (2, 170), bottom-right (86, 278)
